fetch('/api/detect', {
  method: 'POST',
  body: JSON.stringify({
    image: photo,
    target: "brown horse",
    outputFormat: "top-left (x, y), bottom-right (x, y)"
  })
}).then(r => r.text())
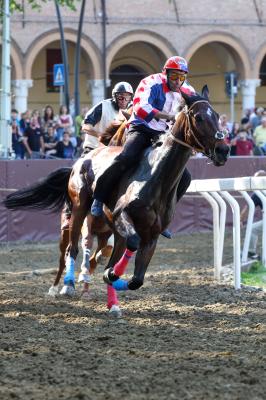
top-left (4, 116), bottom-right (130, 302)
top-left (49, 113), bottom-right (131, 298)
top-left (4, 87), bottom-right (230, 315)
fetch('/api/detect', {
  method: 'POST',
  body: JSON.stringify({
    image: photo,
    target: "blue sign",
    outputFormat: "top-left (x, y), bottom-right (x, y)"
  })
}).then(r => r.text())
top-left (53, 64), bottom-right (65, 86)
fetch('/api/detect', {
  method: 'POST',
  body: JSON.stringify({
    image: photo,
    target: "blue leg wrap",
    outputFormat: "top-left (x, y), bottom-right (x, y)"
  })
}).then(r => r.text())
top-left (112, 279), bottom-right (129, 291)
top-left (64, 256), bottom-right (75, 287)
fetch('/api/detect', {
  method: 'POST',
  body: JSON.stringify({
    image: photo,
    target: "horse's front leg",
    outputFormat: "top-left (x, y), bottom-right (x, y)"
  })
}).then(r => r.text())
top-left (48, 208), bottom-right (71, 296)
top-left (60, 200), bottom-right (88, 297)
top-left (127, 238), bottom-right (158, 291)
top-left (77, 214), bottom-right (94, 297)
top-left (104, 232), bottom-right (127, 317)
top-left (103, 210), bottom-right (142, 316)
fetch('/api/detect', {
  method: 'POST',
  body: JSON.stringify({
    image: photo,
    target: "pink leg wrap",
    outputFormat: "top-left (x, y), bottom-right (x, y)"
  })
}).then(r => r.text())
top-left (113, 249), bottom-right (134, 277)
top-left (107, 284), bottom-right (118, 309)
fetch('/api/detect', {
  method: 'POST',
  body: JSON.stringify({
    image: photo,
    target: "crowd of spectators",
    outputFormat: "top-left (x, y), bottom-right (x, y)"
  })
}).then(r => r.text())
top-left (11, 105), bottom-right (89, 160)
top-left (10, 104), bottom-right (266, 159)
top-left (221, 106), bottom-right (266, 156)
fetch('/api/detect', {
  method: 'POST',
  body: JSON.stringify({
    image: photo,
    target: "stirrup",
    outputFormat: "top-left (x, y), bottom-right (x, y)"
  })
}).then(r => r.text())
top-left (91, 200), bottom-right (103, 217)
top-left (161, 229), bottom-right (172, 239)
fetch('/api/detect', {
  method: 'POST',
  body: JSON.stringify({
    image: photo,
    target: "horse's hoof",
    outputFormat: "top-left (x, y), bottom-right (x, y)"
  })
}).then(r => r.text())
top-left (60, 285), bottom-right (76, 297)
top-left (103, 268), bottom-right (118, 284)
top-left (47, 285), bottom-right (59, 297)
top-left (78, 273), bottom-right (92, 284)
top-left (109, 304), bottom-right (122, 318)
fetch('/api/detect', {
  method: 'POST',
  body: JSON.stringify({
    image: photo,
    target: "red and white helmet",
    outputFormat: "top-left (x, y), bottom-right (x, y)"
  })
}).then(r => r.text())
top-left (162, 56), bottom-right (189, 74)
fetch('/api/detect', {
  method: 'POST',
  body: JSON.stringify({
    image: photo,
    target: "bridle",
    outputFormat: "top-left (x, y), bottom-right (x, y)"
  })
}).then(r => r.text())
top-left (170, 100), bottom-right (226, 160)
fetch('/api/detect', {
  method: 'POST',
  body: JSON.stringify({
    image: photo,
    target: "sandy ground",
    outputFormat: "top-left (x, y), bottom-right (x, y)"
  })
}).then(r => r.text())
top-left (0, 232), bottom-right (265, 400)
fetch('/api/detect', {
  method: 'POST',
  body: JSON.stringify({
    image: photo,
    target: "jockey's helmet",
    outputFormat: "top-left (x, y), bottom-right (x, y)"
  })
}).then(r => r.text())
top-left (162, 56), bottom-right (189, 74)
top-left (112, 82), bottom-right (134, 98)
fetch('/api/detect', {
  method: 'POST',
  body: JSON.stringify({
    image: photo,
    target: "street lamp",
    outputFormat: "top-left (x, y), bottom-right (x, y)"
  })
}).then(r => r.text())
top-left (0, 0), bottom-right (11, 158)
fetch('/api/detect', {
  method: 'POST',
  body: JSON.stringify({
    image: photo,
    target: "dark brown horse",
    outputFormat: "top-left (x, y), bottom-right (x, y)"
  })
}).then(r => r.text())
top-left (4, 87), bottom-right (230, 315)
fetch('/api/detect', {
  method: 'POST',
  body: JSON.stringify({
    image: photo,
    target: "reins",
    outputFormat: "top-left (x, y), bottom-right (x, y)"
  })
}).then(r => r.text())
top-left (169, 100), bottom-right (224, 159)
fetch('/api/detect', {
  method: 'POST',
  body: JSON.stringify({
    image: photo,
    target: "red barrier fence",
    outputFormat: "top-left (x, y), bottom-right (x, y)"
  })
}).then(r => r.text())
top-left (1, 157), bottom-right (266, 242)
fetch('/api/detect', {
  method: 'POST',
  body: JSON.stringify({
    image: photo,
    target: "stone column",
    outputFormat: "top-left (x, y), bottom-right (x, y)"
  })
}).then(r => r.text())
top-left (240, 79), bottom-right (261, 112)
top-left (12, 79), bottom-right (33, 113)
top-left (87, 79), bottom-right (107, 106)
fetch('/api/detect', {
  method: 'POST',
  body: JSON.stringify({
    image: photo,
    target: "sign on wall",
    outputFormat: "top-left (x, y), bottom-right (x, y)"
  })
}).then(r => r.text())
top-left (53, 64), bottom-right (65, 86)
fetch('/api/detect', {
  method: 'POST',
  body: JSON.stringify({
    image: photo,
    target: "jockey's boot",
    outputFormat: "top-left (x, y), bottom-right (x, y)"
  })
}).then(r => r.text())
top-left (161, 229), bottom-right (172, 239)
top-left (91, 199), bottom-right (103, 217)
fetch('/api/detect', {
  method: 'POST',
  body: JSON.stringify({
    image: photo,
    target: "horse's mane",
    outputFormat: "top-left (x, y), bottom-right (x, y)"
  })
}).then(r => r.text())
top-left (183, 92), bottom-right (207, 106)
top-left (99, 107), bottom-right (133, 147)
top-left (100, 124), bottom-right (120, 146)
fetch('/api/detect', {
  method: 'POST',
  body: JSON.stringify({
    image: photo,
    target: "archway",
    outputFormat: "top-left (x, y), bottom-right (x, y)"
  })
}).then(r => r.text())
top-left (25, 30), bottom-right (101, 111)
top-left (185, 35), bottom-right (249, 120)
top-left (108, 38), bottom-right (170, 95)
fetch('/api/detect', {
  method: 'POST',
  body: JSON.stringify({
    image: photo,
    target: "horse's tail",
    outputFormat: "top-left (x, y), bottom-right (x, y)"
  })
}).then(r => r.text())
top-left (3, 167), bottom-right (72, 212)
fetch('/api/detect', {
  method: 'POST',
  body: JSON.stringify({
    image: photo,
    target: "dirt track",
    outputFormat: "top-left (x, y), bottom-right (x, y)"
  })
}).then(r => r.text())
top-left (0, 232), bottom-right (265, 400)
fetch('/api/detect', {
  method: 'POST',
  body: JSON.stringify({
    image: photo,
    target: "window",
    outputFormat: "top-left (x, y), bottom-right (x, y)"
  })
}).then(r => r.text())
top-left (259, 55), bottom-right (266, 86)
top-left (108, 65), bottom-right (146, 97)
top-left (46, 49), bottom-right (62, 92)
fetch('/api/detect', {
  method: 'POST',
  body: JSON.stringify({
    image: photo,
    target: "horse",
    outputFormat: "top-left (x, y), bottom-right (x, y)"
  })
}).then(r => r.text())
top-left (4, 115), bottom-right (130, 303)
top-left (4, 86), bottom-right (230, 316)
top-left (50, 112), bottom-right (131, 298)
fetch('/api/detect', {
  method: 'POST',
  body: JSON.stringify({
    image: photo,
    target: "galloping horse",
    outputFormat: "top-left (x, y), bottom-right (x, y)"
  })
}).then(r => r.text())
top-left (4, 114), bottom-right (130, 302)
top-left (4, 87), bottom-right (230, 315)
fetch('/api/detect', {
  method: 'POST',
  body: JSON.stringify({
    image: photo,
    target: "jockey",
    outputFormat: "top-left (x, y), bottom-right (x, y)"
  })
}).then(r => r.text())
top-left (81, 81), bottom-right (134, 152)
top-left (61, 81), bottom-right (134, 231)
top-left (91, 56), bottom-right (196, 238)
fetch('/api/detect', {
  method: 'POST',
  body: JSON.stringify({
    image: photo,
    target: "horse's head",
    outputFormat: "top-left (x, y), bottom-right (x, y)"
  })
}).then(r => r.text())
top-left (176, 85), bottom-right (230, 166)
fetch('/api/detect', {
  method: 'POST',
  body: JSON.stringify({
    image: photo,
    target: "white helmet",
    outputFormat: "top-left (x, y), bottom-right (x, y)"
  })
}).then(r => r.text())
top-left (112, 81), bottom-right (134, 99)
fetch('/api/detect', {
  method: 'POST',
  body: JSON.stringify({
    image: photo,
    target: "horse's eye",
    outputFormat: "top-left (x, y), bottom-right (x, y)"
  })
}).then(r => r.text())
top-left (195, 114), bottom-right (204, 122)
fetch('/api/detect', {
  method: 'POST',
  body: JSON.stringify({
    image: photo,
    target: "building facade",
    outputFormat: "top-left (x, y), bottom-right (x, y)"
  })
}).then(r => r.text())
top-left (2, 0), bottom-right (266, 121)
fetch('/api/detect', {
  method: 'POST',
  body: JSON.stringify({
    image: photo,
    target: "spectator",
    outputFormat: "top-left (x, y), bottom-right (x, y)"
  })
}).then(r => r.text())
top-left (19, 110), bottom-right (31, 134)
top-left (228, 122), bottom-right (240, 156)
top-left (31, 109), bottom-right (42, 126)
top-left (11, 119), bottom-right (25, 159)
top-left (240, 170), bottom-right (266, 260)
top-left (23, 114), bottom-right (45, 159)
top-left (48, 131), bottom-right (74, 159)
top-left (219, 114), bottom-right (232, 134)
top-left (41, 105), bottom-right (56, 133)
top-left (253, 116), bottom-right (266, 154)
top-left (11, 108), bottom-right (20, 125)
top-left (65, 128), bottom-right (78, 149)
top-left (241, 108), bottom-right (252, 125)
top-left (250, 107), bottom-right (264, 130)
top-left (75, 106), bottom-right (89, 136)
top-left (235, 130), bottom-right (253, 156)
top-left (55, 105), bottom-right (73, 141)
top-left (43, 123), bottom-right (58, 156)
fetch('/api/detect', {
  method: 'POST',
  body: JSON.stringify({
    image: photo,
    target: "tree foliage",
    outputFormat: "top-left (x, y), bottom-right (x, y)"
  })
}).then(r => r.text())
top-left (7, 0), bottom-right (79, 13)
